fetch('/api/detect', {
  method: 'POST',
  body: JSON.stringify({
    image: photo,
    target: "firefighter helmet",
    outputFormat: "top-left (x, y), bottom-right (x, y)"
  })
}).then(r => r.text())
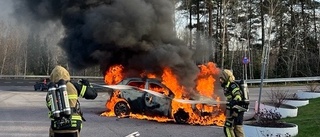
top-left (219, 69), bottom-right (235, 82)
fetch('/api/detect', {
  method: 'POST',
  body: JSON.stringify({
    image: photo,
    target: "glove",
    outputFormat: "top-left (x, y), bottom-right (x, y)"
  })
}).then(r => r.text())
top-left (233, 105), bottom-right (247, 112)
top-left (224, 118), bottom-right (234, 128)
top-left (79, 79), bottom-right (90, 86)
top-left (227, 100), bottom-right (236, 107)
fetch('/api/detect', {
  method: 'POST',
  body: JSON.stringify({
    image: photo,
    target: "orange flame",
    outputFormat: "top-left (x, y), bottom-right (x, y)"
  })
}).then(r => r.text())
top-left (162, 66), bottom-right (225, 126)
top-left (101, 62), bottom-right (225, 126)
top-left (104, 65), bottom-right (124, 85)
top-left (196, 62), bottom-right (220, 97)
top-left (140, 71), bottom-right (156, 78)
top-left (129, 113), bottom-right (174, 123)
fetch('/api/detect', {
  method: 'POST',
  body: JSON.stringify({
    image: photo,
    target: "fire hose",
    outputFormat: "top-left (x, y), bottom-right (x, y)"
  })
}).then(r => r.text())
top-left (92, 84), bottom-right (247, 111)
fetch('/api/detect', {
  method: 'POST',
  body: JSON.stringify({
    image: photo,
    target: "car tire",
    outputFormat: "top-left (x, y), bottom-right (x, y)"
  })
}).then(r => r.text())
top-left (114, 101), bottom-right (130, 117)
top-left (34, 84), bottom-right (38, 91)
top-left (173, 108), bottom-right (189, 124)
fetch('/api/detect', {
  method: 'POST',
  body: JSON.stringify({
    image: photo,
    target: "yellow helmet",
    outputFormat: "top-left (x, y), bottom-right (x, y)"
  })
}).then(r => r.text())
top-left (219, 69), bottom-right (235, 82)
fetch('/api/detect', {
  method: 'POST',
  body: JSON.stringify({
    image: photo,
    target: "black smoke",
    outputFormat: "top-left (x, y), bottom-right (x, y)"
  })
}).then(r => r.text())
top-left (14, 0), bottom-right (200, 91)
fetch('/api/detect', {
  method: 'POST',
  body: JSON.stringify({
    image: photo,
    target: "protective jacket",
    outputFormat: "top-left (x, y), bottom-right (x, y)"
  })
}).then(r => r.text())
top-left (46, 65), bottom-right (97, 134)
top-left (222, 81), bottom-right (244, 119)
top-left (220, 69), bottom-right (245, 137)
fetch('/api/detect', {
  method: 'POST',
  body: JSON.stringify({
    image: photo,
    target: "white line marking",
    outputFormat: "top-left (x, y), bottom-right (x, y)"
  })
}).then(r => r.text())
top-left (125, 131), bottom-right (140, 137)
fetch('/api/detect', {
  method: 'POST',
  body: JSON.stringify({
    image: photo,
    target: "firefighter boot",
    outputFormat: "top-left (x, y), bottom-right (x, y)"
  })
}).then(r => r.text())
top-left (49, 128), bottom-right (79, 137)
top-left (49, 128), bottom-right (54, 137)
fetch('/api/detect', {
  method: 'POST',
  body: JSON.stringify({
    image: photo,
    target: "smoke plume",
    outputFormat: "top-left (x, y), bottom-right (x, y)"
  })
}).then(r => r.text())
top-left (15, 0), bottom-right (200, 90)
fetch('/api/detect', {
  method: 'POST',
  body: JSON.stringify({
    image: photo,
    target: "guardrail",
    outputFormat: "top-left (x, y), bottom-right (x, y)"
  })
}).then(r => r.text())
top-left (0, 75), bottom-right (319, 84)
top-left (0, 75), bottom-right (104, 80)
top-left (245, 76), bottom-right (320, 84)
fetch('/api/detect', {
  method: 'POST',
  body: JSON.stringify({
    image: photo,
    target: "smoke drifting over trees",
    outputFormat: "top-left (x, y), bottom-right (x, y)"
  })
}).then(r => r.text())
top-left (14, 0), bottom-right (200, 89)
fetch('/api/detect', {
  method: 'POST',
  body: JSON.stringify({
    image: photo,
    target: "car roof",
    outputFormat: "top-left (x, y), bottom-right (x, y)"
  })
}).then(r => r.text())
top-left (120, 77), bottom-right (162, 84)
top-left (118, 77), bottom-right (174, 96)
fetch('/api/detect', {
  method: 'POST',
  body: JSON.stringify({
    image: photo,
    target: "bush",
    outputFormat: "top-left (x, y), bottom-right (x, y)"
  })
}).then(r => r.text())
top-left (306, 81), bottom-right (320, 92)
top-left (266, 88), bottom-right (290, 107)
top-left (253, 109), bottom-right (288, 127)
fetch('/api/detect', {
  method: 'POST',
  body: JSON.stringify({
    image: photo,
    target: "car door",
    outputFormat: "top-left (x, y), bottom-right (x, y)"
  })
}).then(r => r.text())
top-left (121, 80), bottom-right (146, 112)
top-left (144, 81), bottom-right (172, 116)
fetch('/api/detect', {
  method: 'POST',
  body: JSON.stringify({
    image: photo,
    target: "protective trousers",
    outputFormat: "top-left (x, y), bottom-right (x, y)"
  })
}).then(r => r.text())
top-left (223, 118), bottom-right (235, 137)
top-left (223, 120), bottom-right (245, 137)
top-left (49, 128), bottom-right (79, 137)
top-left (234, 125), bottom-right (244, 137)
top-left (223, 109), bottom-right (245, 137)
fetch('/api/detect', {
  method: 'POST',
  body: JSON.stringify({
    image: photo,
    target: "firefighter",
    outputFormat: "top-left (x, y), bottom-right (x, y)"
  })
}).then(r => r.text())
top-left (219, 69), bottom-right (245, 137)
top-left (46, 65), bottom-right (97, 137)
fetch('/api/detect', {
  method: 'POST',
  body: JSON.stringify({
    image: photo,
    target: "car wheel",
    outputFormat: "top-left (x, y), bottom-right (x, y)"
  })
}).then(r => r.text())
top-left (173, 108), bottom-right (189, 124)
top-left (34, 84), bottom-right (39, 91)
top-left (114, 101), bottom-right (130, 117)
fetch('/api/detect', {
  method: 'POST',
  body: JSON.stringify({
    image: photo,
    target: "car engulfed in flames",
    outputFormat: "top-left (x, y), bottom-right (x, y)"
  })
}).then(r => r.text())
top-left (100, 62), bottom-right (226, 126)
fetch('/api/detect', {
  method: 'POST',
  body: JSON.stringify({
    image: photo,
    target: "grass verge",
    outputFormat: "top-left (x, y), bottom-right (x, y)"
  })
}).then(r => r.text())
top-left (283, 97), bottom-right (320, 137)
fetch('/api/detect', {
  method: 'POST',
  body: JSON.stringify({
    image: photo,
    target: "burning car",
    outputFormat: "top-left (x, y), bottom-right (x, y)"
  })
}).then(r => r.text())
top-left (100, 63), bottom-right (226, 126)
top-left (104, 77), bottom-right (190, 124)
top-left (101, 77), bottom-right (225, 125)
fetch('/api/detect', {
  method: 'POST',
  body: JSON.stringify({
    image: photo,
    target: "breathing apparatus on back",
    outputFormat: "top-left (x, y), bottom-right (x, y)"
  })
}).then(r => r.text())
top-left (237, 79), bottom-right (250, 109)
top-left (220, 69), bottom-right (250, 110)
top-left (48, 79), bottom-right (71, 118)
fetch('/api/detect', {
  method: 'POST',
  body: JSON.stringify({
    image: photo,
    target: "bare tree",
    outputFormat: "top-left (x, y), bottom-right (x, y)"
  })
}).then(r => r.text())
top-left (266, 88), bottom-right (290, 108)
top-left (215, 0), bottom-right (221, 64)
top-left (0, 22), bottom-right (8, 75)
top-left (8, 26), bottom-right (25, 75)
top-left (314, 0), bottom-right (320, 74)
top-left (221, 0), bottom-right (230, 69)
top-left (262, 0), bottom-right (282, 78)
top-left (0, 21), bottom-right (5, 74)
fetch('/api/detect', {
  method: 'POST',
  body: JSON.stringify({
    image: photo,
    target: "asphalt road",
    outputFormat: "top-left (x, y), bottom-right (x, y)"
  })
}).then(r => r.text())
top-left (0, 87), bottom-right (225, 137)
top-left (0, 80), bottom-right (308, 137)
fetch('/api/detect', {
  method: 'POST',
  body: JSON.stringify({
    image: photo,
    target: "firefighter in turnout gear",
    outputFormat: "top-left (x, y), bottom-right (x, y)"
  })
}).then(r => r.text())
top-left (219, 69), bottom-right (245, 137)
top-left (46, 65), bottom-right (97, 137)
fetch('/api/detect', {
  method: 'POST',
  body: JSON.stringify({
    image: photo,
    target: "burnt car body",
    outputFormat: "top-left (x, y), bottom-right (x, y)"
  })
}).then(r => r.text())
top-left (34, 78), bottom-right (50, 91)
top-left (111, 77), bottom-right (189, 124)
